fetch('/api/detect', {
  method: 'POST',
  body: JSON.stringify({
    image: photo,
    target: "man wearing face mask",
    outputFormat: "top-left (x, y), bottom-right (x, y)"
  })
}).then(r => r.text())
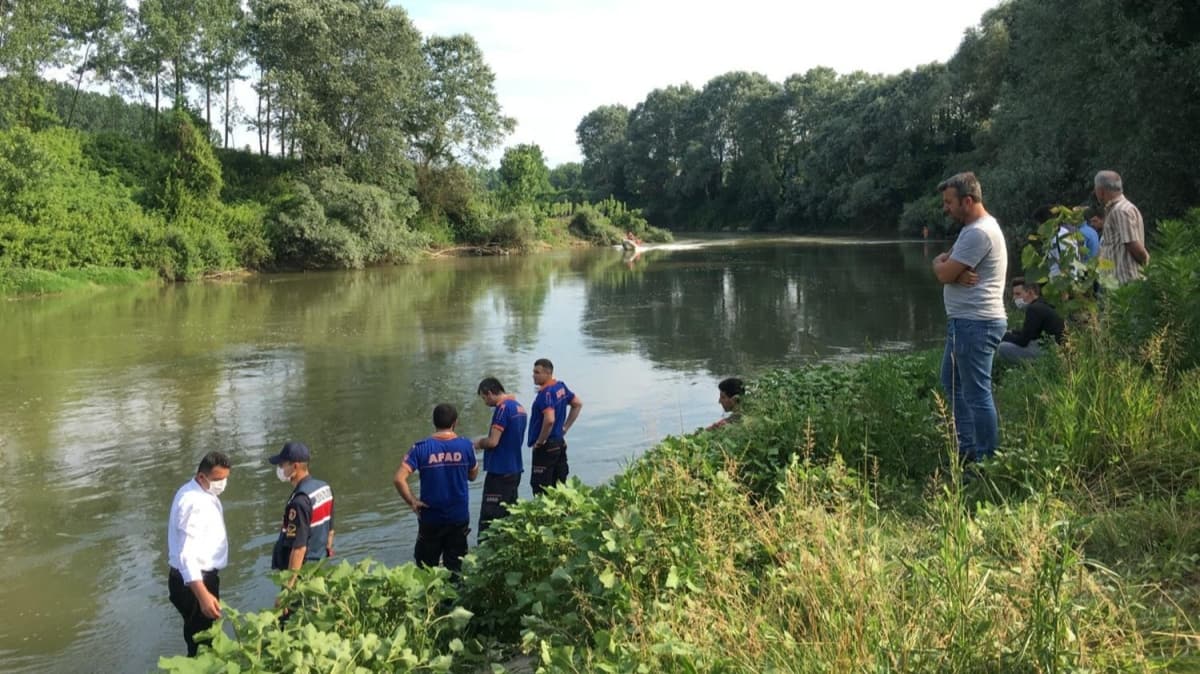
top-left (167, 451), bottom-right (232, 657)
top-left (268, 442), bottom-right (335, 588)
top-left (998, 277), bottom-right (1064, 363)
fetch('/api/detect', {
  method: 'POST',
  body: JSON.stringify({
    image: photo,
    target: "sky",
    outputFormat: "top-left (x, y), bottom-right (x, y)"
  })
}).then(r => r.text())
top-left (403, 0), bottom-right (1005, 166)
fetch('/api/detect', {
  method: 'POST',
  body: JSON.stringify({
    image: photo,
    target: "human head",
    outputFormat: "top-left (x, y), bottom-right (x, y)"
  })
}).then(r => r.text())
top-left (718, 377), bottom-right (744, 412)
top-left (433, 403), bottom-right (458, 431)
top-left (477, 377), bottom-right (506, 406)
top-left (268, 441), bottom-right (310, 483)
top-left (532, 358), bottom-right (554, 386)
top-left (938, 172), bottom-right (985, 224)
top-left (1093, 170), bottom-right (1123, 203)
top-left (1011, 276), bottom-right (1040, 305)
top-left (196, 451), bottom-right (231, 490)
top-left (1083, 205), bottom-right (1104, 230)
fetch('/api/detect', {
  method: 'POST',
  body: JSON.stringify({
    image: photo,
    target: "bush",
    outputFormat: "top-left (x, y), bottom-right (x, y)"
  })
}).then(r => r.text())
top-left (0, 126), bottom-right (162, 270)
top-left (267, 168), bottom-right (426, 269)
top-left (488, 211), bottom-right (536, 251)
top-left (1105, 209), bottom-right (1200, 372)
top-left (568, 204), bottom-right (623, 245)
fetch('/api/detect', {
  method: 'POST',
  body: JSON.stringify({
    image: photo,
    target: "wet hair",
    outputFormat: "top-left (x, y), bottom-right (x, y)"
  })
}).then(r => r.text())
top-left (533, 358), bottom-right (554, 372)
top-left (1094, 170), bottom-right (1123, 193)
top-left (718, 378), bottom-right (745, 398)
top-left (477, 377), bottom-right (505, 396)
top-left (433, 403), bottom-right (458, 430)
top-left (937, 172), bottom-right (983, 203)
top-left (197, 451), bottom-right (231, 475)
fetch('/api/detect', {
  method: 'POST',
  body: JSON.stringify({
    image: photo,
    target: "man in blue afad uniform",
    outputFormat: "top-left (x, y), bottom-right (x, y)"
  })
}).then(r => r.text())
top-left (394, 403), bottom-right (479, 575)
top-left (268, 442), bottom-right (335, 586)
top-left (474, 377), bottom-right (528, 536)
top-left (527, 358), bottom-right (583, 496)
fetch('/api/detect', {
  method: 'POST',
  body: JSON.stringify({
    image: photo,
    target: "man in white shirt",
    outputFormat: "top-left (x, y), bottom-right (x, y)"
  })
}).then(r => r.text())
top-left (167, 451), bottom-right (232, 656)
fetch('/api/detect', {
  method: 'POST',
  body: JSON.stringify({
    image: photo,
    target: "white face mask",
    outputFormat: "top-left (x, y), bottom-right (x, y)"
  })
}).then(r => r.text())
top-left (205, 477), bottom-right (227, 497)
top-left (1014, 296), bottom-right (1027, 309)
top-left (276, 465), bottom-right (291, 482)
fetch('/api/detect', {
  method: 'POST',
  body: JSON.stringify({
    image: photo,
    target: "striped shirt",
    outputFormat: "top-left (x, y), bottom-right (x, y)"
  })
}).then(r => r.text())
top-left (1099, 195), bottom-right (1146, 285)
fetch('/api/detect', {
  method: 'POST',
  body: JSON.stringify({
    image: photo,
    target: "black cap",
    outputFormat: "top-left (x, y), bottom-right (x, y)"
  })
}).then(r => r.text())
top-left (268, 441), bottom-right (310, 464)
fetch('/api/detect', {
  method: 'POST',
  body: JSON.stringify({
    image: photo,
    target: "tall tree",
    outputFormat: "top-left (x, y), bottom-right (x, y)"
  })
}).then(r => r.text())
top-left (498, 143), bottom-right (550, 208)
top-left (576, 104), bottom-right (630, 201)
top-left (248, 0), bottom-right (424, 191)
top-left (409, 34), bottom-right (513, 168)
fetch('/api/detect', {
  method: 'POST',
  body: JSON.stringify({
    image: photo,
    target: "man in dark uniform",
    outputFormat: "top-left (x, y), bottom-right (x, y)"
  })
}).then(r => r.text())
top-left (268, 442), bottom-right (334, 592)
top-left (527, 358), bottom-right (583, 496)
top-left (473, 377), bottom-right (528, 536)
top-left (394, 403), bottom-right (479, 576)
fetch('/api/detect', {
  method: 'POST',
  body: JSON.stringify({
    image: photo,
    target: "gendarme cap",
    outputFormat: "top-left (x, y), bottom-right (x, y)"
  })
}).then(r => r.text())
top-left (268, 441), bottom-right (310, 464)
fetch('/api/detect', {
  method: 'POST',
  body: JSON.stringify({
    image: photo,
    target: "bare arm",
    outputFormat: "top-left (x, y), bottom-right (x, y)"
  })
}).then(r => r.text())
top-left (933, 252), bottom-right (971, 285)
top-left (474, 425), bottom-right (504, 450)
top-left (1126, 240), bottom-right (1150, 265)
top-left (532, 408), bottom-right (554, 448)
top-left (393, 463), bottom-right (425, 514)
top-left (188, 580), bottom-right (221, 620)
top-left (563, 397), bottom-right (583, 434)
top-left (468, 464), bottom-right (479, 480)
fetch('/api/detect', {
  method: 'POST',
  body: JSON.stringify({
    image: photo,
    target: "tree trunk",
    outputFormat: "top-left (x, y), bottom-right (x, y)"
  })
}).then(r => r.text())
top-left (223, 67), bottom-right (231, 148)
top-left (67, 42), bottom-right (94, 128)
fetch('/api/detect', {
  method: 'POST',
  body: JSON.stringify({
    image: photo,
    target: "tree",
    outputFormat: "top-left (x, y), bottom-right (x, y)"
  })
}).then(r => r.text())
top-left (0, 1), bottom-right (70, 127)
top-left (247, 0), bottom-right (424, 192)
top-left (576, 104), bottom-right (629, 201)
top-left (409, 34), bottom-right (513, 168)
top-left (498, 143), bottom-right (550, 208)
top-left (625, 84), bottom-right (696, 223)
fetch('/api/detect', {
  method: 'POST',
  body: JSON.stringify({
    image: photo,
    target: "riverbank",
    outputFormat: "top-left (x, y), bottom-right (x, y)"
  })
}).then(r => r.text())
top-left (0, 267), bottom-right (159, 298)
top-left (162, 315), bottom-right (1200, 672)
top-left (0, 233), bottom-right (589, 300)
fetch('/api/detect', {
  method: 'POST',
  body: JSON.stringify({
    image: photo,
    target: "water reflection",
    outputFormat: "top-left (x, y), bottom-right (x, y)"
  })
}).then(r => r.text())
top-left (0, 238), bottom-right (944, 672)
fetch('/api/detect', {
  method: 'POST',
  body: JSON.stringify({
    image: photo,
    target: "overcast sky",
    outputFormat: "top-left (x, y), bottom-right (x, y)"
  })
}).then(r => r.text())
top-left (404, 0), bottom-right (1004, 166)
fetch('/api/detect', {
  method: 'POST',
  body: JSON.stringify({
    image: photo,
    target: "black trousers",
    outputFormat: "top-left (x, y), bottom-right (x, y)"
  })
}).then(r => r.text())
top-left (530, 438), bottom-right (569, 496)
top-left (478, 472), bottom-right (521, 537)
top-left (168, 567), bottom-right (220, 657)
top-left (414, 520), bottom-right (469, 575)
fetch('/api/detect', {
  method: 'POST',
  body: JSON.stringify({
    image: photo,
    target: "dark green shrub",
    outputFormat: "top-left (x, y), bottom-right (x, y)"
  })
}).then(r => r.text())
top-left (488, 211), bottom-right (536, 251)
top-left (569, 204), bottom-right (622, 245)
top-left (267, 169), bottom-right (426, 269)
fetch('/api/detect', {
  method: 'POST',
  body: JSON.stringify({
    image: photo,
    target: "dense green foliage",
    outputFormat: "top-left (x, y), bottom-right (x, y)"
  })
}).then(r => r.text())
top-left (1, 1), bottom-right (635, 291)
top-left (577, 0), bottom-right (1200, 233)
top-left (161, 230), bottom-right (1200, 672)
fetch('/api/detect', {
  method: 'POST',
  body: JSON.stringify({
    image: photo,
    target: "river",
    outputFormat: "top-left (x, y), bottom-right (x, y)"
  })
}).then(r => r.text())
top-left (0, 237), bottom-right (946, 672)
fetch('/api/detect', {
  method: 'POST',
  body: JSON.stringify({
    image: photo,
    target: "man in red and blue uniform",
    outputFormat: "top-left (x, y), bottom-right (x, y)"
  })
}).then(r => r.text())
top-left (474, 377), bottom-right (527, 536)
top-left (527, 358), bottom-right (583, 496)
top-left (394, 403), bottom-right (479, 575)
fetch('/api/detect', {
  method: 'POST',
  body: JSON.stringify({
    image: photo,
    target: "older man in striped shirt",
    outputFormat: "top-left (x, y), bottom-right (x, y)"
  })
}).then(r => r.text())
top-left (1094, 170), bottom-right (1150, 286)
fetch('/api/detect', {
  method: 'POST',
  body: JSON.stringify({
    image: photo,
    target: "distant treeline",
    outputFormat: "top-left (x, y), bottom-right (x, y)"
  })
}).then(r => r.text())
top-left (571, 0), bottom-right (1200, 234)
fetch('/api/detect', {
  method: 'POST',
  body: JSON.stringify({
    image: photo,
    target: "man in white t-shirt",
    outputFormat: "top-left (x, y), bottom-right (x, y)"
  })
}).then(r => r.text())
top-left (167, 451), bottom-right (232, 656)
top-left (931, 172), bottom-right (1008, 462)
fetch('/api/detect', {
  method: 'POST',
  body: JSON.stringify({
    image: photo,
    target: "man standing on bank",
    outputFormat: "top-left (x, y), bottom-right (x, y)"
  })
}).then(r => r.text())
top-left (527, 358), bottom-right (583, 496)
top-left (1094, 170), bottom-right (1149, 286)
top-left (268, 442), bottom-right (335, 587)
top-left (394, 404), bottom-right (479, 575)
top-left (167, 451), bottom-right (231, 657)
top-left (932, 172), bottom-right (1008, 463)
top-left (474, 377), bottom-right (528, 537)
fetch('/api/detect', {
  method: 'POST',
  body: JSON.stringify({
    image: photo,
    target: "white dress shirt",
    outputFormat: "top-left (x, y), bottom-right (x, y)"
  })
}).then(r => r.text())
top-left (167, 479), bottom-right (228, 584)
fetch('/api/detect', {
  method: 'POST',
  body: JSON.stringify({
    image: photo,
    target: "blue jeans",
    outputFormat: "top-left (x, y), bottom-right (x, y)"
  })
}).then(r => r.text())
top-left (940, 318), bottom-right (1007, 461)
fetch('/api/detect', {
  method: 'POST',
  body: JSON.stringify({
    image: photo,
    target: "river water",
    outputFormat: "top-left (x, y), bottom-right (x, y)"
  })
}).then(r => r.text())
top-left (0, 237), bottom-right (946, 672)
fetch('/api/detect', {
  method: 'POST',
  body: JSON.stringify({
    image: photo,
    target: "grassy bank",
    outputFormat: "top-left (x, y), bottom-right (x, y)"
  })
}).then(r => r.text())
top-left (162, 336), bottom-right (1199, 672)
top-left (0, 266), bottom-right (158, 298)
